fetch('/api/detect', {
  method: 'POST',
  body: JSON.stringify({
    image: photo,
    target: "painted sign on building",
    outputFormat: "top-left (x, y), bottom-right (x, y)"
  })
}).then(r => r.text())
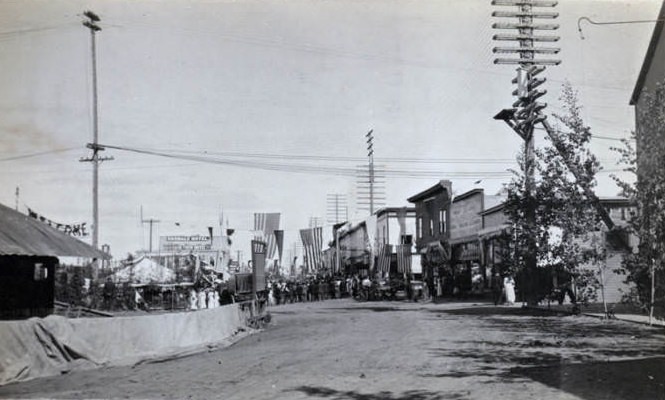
top-left (159, 235), bottom-right (213, 252)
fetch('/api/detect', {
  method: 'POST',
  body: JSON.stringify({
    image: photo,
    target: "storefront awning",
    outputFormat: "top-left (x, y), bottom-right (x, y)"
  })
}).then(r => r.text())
top-left (421, 241), bottom-right (449, 265)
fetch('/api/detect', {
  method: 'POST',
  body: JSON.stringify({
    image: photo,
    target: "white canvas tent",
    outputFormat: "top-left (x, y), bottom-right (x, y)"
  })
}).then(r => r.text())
top-left (111, 256), bottom-right (175, 283)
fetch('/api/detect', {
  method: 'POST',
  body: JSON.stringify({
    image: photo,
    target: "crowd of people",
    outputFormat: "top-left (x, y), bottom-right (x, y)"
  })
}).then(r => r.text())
top-left (266, 275), bottom-right (410, 306)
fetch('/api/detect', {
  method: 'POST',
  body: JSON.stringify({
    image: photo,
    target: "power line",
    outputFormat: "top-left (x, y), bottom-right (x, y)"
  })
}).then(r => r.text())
top-left (0, 147), bottom-right (79, 162)
top-left (95, 142), bottom-right (516, 179)
top-left (144, 147), bottom-right (516, 164)
top-left (0, 22), bottom-right (76, 38)
top-left (533, 126), bottom-right (627, 141)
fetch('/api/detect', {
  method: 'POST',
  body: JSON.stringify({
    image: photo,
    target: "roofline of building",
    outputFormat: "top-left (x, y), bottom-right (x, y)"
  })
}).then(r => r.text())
top-left (481, 202), bottom-right (506, 216)
top-left (407, 180), bottom-right (452, 203)
top-left (452, 188), bottom-right (484, 203)
top-left (599, 197), bottom-right (633, 206)
top-left (630, 0), bottom-right (665, 105)
top-left (478, 197), bottom-right (630, 217)
top-left (374, 206), bottom-right (416, 217)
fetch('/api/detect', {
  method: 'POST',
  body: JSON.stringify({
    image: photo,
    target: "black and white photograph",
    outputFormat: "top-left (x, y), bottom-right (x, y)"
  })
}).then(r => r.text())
top-left (0, 0), bottom-right (664, 399)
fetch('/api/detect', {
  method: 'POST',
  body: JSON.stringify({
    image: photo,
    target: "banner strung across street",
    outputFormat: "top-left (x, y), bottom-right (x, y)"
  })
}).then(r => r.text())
top-left (26, 206), bottom-right (88, 237)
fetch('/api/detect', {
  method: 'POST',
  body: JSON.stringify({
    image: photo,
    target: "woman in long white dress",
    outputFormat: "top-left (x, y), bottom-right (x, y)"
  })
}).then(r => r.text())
top-left (503, 275), bottom-right (516, 305)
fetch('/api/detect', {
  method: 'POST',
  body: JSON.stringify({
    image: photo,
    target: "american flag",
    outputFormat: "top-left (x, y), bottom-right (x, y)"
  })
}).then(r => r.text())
top-left (376, 243), bottom-right (392, 274)
top-left (300, 227), bottom-right (323, 273)
top-left (254, 213), bottom-right (280, 259)
top-left (396, 244), bottom-right (411, 274)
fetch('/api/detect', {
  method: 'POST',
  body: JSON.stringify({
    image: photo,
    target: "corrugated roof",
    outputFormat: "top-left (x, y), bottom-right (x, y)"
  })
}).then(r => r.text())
top-left (0, 203), bottom-right (110, 259)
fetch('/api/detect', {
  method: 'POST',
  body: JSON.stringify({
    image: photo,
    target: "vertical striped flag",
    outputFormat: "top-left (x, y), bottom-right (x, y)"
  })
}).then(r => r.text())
top-left (396, 244), bottom-right (412, 274)
top-left (300, 227), bottom-right (323, 273)
top-left (377, 243), bottom-right (392, 274)
top-left (254, 213), bottom-right (280, 259)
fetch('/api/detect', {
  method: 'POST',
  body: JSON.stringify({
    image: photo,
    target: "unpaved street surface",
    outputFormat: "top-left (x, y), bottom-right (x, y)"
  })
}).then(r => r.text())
top-left (2, 300), bottom-right (665, 400)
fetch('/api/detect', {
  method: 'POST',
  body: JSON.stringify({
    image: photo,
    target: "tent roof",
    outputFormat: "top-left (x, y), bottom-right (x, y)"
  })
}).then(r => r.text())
top-left (0, 203), bottom-right (109, 259)
top-left (112, 256), bottom-right (175, 283)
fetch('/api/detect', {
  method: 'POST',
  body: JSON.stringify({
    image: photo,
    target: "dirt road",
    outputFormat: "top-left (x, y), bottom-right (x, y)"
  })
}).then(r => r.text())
top-left (1, 299), bottom-right (665, 399)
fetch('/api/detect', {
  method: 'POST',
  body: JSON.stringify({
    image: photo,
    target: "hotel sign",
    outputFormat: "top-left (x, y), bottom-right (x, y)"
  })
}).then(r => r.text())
top-left (159, 235), bottom-right (213, 253)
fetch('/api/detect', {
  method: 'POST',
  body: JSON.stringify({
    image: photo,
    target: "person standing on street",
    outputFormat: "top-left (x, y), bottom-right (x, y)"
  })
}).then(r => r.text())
top-left (503, 275), bottom-right (516, 305)
top-left (492, 272), bottom-right (503, 306)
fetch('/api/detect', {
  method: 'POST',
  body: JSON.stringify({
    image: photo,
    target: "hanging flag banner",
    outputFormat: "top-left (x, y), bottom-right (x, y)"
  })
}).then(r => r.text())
top-left (26, 207), bottom-right (89, 237)
top-left (274, 230), bottom-right (284, 263)
top-left (300, 227), bottom-right (323, 273)
top-left (396, 244), bottom-right (412, 274)
top-left (253, 213), bottom-right (281, 259)
top-left (365, 215), bottom-right (378, 271)
top-left (377, 243), bottom-right (392, 274)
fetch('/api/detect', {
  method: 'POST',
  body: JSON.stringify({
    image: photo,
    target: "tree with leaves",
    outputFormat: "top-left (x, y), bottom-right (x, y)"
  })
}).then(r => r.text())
top-left (503, 83), bottom-right (605, 307)
top-left (612, 79), bottom-right (665, 322)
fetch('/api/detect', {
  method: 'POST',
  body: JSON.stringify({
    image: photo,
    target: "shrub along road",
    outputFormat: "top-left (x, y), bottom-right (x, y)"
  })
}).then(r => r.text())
top-left (1, 300), bottom-right (664, 400)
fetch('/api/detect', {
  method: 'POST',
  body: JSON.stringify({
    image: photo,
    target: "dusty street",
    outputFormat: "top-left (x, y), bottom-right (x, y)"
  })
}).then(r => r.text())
top-left (1, 299), bottom-right (665, 400)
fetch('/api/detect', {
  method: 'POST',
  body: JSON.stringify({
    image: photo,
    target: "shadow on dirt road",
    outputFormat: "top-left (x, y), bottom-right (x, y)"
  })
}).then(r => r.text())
top-left (509, 356), bottom-right (665, 400)
top-left (288, 385), bottom-right (469, 400)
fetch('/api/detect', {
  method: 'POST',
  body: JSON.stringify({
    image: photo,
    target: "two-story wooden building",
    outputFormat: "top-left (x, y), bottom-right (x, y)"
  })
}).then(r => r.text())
top-left (407, 180), bottom-right (452, 297)
top-left (335, 220), bottom-right (369, 276)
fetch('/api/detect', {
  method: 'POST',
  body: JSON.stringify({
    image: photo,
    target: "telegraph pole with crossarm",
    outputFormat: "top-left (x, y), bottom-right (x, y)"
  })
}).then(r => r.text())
top-left (79, 10), bottom-right (113, 249)
top-left (491, 0), bottom-right (561, 305)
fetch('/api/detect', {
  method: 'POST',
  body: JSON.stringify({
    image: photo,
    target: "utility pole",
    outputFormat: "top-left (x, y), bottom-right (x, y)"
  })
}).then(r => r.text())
top-left (326, 193), bottom-right (348, 225)
top-left (492, 0), bottom-right (630, 254)
top-left (80, 10), bottom-right (113, 249)
top-left (492, 0), bottom-right (560, 305)
top-left (142, 219), bottom-right (160, 253)
top-left (366, 129), bottom-right (374, 215)
top-left (14, 186), bottom-right (19, 211)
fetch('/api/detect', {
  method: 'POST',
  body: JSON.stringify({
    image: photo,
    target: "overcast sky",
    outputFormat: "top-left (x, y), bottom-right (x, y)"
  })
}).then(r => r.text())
top-left (0, 0), bottom-right (660, 259)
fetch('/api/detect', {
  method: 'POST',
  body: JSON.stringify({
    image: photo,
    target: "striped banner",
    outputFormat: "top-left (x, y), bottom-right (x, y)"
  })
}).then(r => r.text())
top-left (396, 244), bottom-right (412, 274)
top-left (300, 227), bottom-right (323, 273)
top-left (377, 243), bottom-right (392, 273)
top-left (274, 230), bottom-right (284, 262)
top-left (254, 213), bottom-right (280, 259)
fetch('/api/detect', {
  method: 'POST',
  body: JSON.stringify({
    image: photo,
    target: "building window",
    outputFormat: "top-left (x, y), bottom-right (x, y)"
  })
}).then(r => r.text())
top-left (33, 263), bottom-right (48, 281)
top-left (418, 217), bottom-right (423, 239)
top-left (439, 209), bottom-right (446, 234)
top-left (429, 219), bottom-right (434, 236)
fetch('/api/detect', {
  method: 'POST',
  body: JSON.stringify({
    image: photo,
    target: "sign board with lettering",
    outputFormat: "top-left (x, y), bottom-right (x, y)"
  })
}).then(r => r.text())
top-left (159, 235), bottom-right (214, 253)
top-left (251, 240), bottom-right (266, 292)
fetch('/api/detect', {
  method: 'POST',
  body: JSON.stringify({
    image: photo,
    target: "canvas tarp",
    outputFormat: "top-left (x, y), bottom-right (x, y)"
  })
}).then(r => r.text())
top-left (0, 304), bottom-right (245, 385)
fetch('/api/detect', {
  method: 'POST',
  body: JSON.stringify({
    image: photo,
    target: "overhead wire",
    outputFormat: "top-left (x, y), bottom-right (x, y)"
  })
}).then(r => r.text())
top-left (96, 142), bottom-right (515, 179)
top-left (0, 22), bottom-right (78, 43)
top-left (0, 147), bottom-right (80, 162)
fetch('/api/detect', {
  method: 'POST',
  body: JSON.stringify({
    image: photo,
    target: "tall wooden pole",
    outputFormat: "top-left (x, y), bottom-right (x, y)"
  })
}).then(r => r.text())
top-left (80, 11), bottom-right (113, 249)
